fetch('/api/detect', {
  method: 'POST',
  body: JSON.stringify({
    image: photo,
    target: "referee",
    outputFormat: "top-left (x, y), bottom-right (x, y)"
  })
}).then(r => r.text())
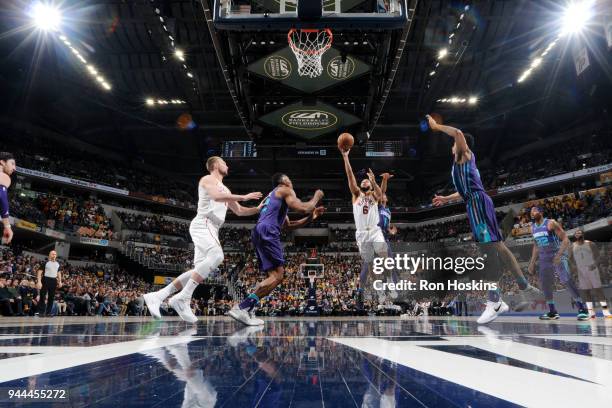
top-left (37, 250), bottom-right (62, 317)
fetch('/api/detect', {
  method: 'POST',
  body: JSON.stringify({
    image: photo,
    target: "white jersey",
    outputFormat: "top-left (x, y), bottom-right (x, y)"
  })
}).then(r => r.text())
top-left (353, 193), bottom-right (380, 231)
top-left (572, 242), bottom-right (596, 268)
top-left (195, 181), bottom-right (228, 226)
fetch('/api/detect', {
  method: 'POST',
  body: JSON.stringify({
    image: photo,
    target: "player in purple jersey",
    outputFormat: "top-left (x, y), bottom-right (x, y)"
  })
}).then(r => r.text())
top-left (0, 152), bottom-right (16, 245)
top-left (426, 115), bottom-right (541, 324)
top-left (528, 206), bottom-right (589, 320)
top-left (229, 173), bottom-right (324, 326)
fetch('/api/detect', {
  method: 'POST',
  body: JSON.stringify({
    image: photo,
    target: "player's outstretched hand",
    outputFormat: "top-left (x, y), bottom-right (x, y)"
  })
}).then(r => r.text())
top-left (380, 172), bottom-right (394, 180)
top-left (312, 206), bottom-right (325, 220)
top-left (314, 189), bottom-right (325, 201)
top-left (426, 114), bottom-right (438, 131)
top-left (432, 194), bottom-right (446, 207)
top-left (367, 169), bottom-right (376, 182)
top-left (243, 192), bottom-right (263, 201)
top-left (339, 147), bottom-right (350, 156)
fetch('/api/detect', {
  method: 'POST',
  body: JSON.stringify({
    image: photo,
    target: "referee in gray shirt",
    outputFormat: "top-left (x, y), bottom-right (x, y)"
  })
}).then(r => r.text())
top-left (37, 250), bottom-right (62, 317)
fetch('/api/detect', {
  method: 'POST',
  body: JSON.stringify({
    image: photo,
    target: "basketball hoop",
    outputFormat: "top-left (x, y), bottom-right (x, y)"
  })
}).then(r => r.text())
top-left (288, 28), bottom-right (333, 78)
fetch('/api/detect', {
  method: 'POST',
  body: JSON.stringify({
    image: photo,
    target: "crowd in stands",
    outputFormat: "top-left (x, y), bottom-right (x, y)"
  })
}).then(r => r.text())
top-left (118, 212), bottom-right (188, 237)
top-left (11, 192), bottom-right (113, 239)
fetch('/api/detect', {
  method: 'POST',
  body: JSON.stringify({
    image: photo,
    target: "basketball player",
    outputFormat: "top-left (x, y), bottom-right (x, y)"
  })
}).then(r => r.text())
top-left (143, 156), bottom-right (262, 323)
top-left (427, 115), bottom-right (540, 324)
top-left (570, 229), bottom-right (611, 318)
top-left (229, 173), bottom-right (324, 326)
top-left (0, 152), bottom-right (16, 245)
top-left (527, 206), bottom-right (589, 320)
top-left (359, 172), bottom-right (398, 295)
top-left (340, 148), bottom-right (388, 289)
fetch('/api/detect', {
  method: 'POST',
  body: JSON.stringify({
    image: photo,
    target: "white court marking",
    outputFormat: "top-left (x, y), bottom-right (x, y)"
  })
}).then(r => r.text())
top-left (329, 336), bottom-right (612, 408)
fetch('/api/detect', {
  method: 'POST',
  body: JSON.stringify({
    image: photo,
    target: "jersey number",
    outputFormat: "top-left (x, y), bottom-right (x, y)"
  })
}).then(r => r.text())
top-left (362, 205), bottom-right (369, 215)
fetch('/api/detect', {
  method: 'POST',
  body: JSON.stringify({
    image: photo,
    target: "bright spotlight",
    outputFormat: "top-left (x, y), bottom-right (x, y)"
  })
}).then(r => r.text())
top-left (468, 96), bottom-right (478, 105)
top-left (561, 0), bottom-right (593, 36)
top-left (175, 49), bottom-right (185, 61)
top-left (31, 2), bottom-right (62, 31)
top-left (438, 48), bottom-right (448, 60)
top-left (145, 98), bottom-right (154, 106)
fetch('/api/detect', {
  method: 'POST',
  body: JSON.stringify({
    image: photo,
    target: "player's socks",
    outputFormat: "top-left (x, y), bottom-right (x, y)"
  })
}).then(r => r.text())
top-left (586, 301), bottom-right (594, 316)
top-left (239, 293), bottom-right (260, 311)
top-left (487, 289), bottom-right (500, 303)
top-left (156, 281), bottom-right (179, 300)
top-left (547, 301), bottom-right (557, 314)
top-left (176, 278), bottom-right (198, 299)
top-left (601, 302), bottom-right (610, 316)
top-left (516, 277), bottom-right (528, 291)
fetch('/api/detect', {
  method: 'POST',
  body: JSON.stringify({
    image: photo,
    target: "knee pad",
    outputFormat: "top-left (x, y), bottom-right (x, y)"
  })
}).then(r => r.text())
top-left (194, 247), bottom-right (224, 279)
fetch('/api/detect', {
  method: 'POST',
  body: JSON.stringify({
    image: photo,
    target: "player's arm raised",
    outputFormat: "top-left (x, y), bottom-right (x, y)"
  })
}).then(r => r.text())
top-left (380, 172), bottom-right (393, 195)
top-left (367, 169), bottom-right (382, 201)
top-left (201, 176), bottom-right (262, 203)
top-left (426, 115), bottom-right (469, 154)
top-left (340, 149), bottom-right (360, 198)
top-left (282, 188), bottom-right (324, 214)
top-left (550, 220), bottom-right (570, 265)
top-left (283, 206), bottom-right (325, 230)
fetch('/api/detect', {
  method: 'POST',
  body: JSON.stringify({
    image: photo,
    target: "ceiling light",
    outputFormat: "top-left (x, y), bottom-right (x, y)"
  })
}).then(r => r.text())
top-left (175, 49), bottom-right (185, 61)
top-left (468, 96), bottom-right (478, 105)
top-left (561, 0), bottom-right (594, 36)
top-left (187, 72), bottom-right (193, 78)
top-left (438, 48), bottom-right (448, 60)
top-left (531, 58), bottom-right (542, 68)
top-left (429, 71), bottom-right (436, 76)
top-left (146, 98), bottom-right (154, 106)
top-left (31, 2), bottom-right (62, 31)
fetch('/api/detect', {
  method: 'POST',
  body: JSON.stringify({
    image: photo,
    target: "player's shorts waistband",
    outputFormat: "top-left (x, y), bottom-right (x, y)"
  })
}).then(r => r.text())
top-left (192, 216), bottom-right (222, 229)
top-left (356, 226), bottom-right (381, 232)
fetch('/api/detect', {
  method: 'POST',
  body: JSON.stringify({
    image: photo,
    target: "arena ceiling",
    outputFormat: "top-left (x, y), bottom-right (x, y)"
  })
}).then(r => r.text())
top-left (0, 0), bottom-right (609, 178)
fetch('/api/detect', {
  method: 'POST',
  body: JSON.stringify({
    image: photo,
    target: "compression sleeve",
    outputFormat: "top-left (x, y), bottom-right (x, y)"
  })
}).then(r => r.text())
top-left (0, 185), bottom-right (9, 219)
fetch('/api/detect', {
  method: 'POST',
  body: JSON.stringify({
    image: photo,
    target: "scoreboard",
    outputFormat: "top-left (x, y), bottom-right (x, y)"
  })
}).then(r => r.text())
top-left (221, 141), bottom-right (257, 158)
top-left (365, 141), bottom-right (403, 157)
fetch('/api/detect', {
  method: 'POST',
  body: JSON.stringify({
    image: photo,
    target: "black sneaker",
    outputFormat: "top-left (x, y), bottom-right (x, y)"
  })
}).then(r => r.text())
top-left (577, 309), bottom-right (590, 321)
top-left (539, 312), bottom-right (560, 320)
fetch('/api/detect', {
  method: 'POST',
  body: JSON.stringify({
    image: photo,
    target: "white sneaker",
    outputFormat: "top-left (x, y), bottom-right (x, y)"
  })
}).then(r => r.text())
top-left (168, 296), bottom-right (198, 323)
top-left (248, 310), bottom-right (264, 326)
top-left (228, 304), bottom-right (259, 326)
top-left (477, 300), bottom-right (509, 324)
top-left (143, 292), bottom-right (162, 319)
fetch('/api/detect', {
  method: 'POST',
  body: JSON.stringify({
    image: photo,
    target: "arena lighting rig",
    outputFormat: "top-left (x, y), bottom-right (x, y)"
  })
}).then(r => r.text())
top-left (517, 0), bottom-right (595, 83)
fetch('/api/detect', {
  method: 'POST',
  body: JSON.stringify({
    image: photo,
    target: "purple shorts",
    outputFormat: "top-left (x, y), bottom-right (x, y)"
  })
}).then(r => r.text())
top-left (465, 191), bottom-right (503, 243)
top-left (252, 223), bottom-right (284, 272)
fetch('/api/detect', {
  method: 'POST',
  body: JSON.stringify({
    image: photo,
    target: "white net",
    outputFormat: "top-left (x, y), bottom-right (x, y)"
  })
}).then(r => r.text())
top-left (288, 29), bottom-right (333, 78)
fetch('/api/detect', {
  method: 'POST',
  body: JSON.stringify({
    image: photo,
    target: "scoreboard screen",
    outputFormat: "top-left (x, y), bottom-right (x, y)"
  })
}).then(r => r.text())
top-left (365, 141), bottom-right (403, 157)
top-left (221, 141), bottom-right (257, 158)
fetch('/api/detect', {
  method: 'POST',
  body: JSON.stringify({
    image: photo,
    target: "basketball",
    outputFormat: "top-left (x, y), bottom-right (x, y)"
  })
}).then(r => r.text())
top-left (176, 113), bottom-right (194, 130)
top-left (337, 132), bottom-right (354, 151)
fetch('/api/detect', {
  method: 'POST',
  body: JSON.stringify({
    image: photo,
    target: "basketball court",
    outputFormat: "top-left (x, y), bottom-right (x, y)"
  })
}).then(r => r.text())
top-left (0, 316), bottom-right (611, 407)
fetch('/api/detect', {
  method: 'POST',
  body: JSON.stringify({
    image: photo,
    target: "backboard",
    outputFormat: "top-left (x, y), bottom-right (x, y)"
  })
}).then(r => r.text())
top-left (214, 0), bottom-right (410, 31)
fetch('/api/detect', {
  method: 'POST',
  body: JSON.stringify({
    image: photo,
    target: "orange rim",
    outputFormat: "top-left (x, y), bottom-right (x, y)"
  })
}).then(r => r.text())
top-left (288, 28), bottom-right (333, 56)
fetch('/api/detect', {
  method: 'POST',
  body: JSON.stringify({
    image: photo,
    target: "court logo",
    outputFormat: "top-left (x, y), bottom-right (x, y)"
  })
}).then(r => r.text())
top-left (327, 56), bottom-right (356, 80)
top-left (264, 56), bottom-right (292, 80)
top-left (281, 110), bottom-right (338, 130)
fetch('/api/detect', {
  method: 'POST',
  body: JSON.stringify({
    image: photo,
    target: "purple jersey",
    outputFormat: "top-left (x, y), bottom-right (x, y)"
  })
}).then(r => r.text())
top-left (451, 152), bottom-right (485, 200)
top-left (257, 188), bottom-right (289, 231)
top-left (252, 187), bottom-right (289, 271)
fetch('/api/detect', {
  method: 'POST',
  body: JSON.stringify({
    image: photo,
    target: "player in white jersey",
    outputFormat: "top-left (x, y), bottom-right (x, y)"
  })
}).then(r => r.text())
top-left (143, 156), bottom-right (262, 323)
top-left (340, 148), bottom-right (387, 287)
top-left (570, 229), bottom-right (611, 318)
